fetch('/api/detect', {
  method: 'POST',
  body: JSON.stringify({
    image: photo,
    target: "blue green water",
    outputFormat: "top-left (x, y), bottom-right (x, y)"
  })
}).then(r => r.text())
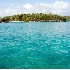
top-left (0, 22), bottom-right (70, 69)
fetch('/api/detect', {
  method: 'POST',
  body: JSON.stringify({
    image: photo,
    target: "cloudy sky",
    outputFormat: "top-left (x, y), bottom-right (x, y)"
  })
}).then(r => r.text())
top-left (0, 0), bottom-right (70, 17)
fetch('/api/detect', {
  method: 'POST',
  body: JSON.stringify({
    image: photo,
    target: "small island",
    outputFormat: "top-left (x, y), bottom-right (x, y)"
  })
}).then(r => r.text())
top-left (0, 13), bottom-right (68, 23)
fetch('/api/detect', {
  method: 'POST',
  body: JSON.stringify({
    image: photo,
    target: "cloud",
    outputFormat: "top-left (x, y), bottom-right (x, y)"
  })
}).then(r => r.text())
top-left (0, 1), bottom-right (70, 17)
top-left (23, 4), bottom-right (33, 9)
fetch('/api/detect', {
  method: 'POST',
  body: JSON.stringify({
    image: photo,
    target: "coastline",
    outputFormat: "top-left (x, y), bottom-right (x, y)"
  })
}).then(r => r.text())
top-left (9, 21), bottom-right (24, 22)
top-left (8, 20), bottom-right (66, 23)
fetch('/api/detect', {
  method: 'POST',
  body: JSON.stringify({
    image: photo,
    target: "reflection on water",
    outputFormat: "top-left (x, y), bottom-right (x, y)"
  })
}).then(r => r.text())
top-left (0, 22), bottom-right (70, 69)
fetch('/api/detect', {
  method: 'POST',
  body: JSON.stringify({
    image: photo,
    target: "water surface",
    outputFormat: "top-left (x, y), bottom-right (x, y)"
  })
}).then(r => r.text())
top-left (0, 22), bottom-right (70, 69)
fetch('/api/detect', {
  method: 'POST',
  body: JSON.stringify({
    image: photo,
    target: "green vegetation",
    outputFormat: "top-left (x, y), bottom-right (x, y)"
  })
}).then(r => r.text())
top-left (66, 16), bottom-right (70, 21)
top-left (0, 13), bottom-right (67, 23)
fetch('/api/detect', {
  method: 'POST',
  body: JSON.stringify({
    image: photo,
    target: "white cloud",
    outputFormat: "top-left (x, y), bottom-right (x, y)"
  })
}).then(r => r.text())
top-left (23, 4), bottom-right (33, 9)
top-left (0, 1), bottom-right (70, 17)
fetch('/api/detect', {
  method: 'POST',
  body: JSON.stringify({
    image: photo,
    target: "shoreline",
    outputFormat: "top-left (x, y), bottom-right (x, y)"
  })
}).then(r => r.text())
top-left (8, 20), bottom-right (67, 23)
top-left (9, 21), bottom-right (24, 22)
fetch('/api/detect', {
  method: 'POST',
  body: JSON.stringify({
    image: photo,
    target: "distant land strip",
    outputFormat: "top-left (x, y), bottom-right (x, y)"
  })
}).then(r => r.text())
top-left (0, 13), bottom-right (70, 23)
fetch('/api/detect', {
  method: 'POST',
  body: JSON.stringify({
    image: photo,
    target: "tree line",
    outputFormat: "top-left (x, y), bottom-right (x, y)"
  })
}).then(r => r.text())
top-left (0, 13), bottom-right (67, 23)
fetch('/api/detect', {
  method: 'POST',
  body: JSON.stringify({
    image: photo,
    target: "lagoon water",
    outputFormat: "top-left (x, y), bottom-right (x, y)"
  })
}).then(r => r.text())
top-left (0, 22), bottom-right (70, 69)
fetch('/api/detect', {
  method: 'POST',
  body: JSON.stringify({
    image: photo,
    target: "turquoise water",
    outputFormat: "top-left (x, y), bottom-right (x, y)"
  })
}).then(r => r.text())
top-left (0, 22), bottom-right (70, 69)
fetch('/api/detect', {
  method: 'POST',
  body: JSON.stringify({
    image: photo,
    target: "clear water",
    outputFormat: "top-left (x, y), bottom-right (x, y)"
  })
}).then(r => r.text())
top-left (0, 22), bottom-right (70, 69)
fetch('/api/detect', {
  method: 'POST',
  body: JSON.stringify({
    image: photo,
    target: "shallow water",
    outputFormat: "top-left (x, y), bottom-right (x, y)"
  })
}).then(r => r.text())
top-left (0, 22), bottom-right (70, 69)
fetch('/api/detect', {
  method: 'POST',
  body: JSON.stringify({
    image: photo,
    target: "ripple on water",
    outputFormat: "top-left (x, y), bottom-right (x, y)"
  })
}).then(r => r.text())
top-left (0, 22), bottom-right (70, 69)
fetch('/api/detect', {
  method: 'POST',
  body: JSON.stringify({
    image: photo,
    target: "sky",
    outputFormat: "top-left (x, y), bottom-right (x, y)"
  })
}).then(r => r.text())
top-left (0, 0), bottom-right (70, 17)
